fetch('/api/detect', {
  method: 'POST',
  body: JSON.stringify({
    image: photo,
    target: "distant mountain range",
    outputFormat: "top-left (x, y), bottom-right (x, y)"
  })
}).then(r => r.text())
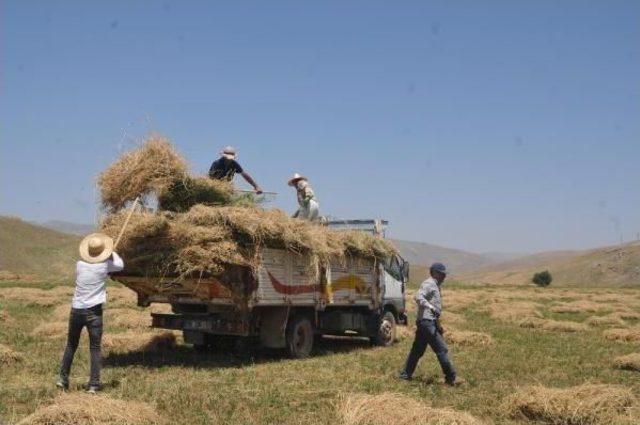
top-left (458, 243), bottom-right (640, 286)
top-left (390, 239), bottom-right (495, 275)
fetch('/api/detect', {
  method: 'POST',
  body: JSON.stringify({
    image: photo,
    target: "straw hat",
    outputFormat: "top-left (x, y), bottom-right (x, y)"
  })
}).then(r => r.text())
top-left (220, 146), bottom-right (237, 160)
top-left (79, 233), bottom-right (114, 264)
top-left (287, 173), bottom-right (307, 186)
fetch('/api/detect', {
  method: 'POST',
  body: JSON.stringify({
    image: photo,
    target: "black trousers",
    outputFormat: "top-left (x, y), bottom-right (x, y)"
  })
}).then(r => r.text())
top-left (59, 304), bottom-right (103, 386)
top-left (402, 319), bottom-right (456, 382)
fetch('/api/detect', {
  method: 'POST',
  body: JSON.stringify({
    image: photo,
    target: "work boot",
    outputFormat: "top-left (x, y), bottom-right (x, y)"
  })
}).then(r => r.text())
top-left (83, 383), bottom-right (101, 394)
top-left (55, 380), bottom-right (69, 391)
top-left (443, 377), bottom-right (466, 387)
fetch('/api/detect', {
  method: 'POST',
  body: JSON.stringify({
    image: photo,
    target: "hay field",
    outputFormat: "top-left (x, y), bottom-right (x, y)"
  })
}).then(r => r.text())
top-left (2, 281), bottom-right (640, 424)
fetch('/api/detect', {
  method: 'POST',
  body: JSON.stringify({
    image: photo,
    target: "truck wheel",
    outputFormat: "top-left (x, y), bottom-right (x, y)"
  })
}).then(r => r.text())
top-left (285, 316), bottom-right (314, 358)
top-left (372, 311), bottom-right (396, 346)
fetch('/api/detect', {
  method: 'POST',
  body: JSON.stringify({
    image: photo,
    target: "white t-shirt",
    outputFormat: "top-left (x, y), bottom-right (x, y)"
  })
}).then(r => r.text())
top-left (71, 252), bottom-right (124, 309)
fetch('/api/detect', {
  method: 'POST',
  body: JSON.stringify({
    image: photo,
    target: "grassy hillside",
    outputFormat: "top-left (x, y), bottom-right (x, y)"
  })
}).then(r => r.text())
top-left (0, 216), bottom-right (79, 280)
top-left (39, 220), bottom-right (95, 236)
top-left (392, 239), bottom-right (493, 274)
top-left (458, 242), bottom-right (640, 287)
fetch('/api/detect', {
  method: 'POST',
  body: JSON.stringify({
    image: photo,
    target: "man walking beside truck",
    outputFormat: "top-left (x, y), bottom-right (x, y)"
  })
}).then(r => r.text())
top-left (399, 262), bottom-right (458, 386)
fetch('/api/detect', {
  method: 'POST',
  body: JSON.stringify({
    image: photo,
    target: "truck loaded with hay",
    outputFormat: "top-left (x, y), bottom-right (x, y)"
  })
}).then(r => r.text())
top-left (99, 136), bottom-right (408, 357)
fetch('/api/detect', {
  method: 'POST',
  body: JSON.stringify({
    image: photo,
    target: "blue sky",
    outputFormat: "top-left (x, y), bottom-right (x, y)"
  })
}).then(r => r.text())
top-left (1, 0), bottom-right (639, 253)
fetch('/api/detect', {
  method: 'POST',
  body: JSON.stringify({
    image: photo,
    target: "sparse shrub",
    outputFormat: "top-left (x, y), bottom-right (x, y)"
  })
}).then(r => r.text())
top-left (532, 270), bottom-right (552, 287)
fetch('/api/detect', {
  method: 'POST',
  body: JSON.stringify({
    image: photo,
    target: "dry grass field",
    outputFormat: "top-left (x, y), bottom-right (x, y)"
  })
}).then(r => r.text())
top-left (2, 279), bottom-right (640, 425)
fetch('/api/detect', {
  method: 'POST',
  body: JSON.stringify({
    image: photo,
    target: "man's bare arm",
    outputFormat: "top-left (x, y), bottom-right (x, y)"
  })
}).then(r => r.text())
top-left (240, 171), bottom-right (263, 194)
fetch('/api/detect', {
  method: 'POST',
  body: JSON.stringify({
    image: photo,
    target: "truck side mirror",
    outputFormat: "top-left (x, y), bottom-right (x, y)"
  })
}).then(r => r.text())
top-left (401, 260), bottom-right (410, 283)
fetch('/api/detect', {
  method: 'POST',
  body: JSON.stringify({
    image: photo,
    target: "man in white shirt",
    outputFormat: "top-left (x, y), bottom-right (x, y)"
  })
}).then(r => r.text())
top-left (57, 233), bottom-right (124, 393)
top-left (288, 173), bottom-right (320, 221)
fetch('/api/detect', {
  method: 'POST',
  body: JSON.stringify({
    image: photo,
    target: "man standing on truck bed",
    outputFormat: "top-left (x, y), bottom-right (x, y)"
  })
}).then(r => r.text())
top-left (288, 173), bottom-right (320, 221)
top-left (57, 233), bottom-right (124, 394)
top-left (399, 262), bottom-right (458, 386)
top-left (209, 146), bottom-right (263, 194)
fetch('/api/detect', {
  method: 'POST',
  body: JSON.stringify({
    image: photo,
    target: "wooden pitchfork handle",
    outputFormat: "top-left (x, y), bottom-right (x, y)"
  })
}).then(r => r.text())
top-left (113, 196), bottom-right (140, 250)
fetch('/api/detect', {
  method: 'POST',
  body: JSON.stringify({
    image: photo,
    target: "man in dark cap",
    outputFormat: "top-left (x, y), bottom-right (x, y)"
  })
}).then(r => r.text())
top-left (208, 146), bottom-right (263, 194)
top-left (399, 262), bottom-right (458, 385)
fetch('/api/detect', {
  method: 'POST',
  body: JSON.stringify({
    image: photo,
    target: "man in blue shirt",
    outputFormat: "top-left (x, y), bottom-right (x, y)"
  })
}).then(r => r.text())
top-left (399, 262), bottom-right (458, 385)
top-left (208, 146), bottom-right (263, 194)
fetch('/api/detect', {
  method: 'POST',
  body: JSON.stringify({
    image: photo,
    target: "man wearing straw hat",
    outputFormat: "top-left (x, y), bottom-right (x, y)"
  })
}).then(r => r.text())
top-left (56, 233), bottom-right (124, 394)
top-left (209, 146), bottom-right (263, 194)
top-left (288, 173), bottom-right (320, 221)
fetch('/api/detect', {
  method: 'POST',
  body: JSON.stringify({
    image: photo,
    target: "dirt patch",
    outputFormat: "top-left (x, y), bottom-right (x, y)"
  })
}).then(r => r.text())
top-left (614, 353), bottom-right (640, 372)
top-left (339, 392), bottom-right (484, 425)
top-left (446, 330), bottom-right (493, 347)
top-left (17, 393), bottom-right (165, 425)
top-left (0, 343), bottom-right (24, 365)
top-left (603, 328), bottom-right (640, 343)
top-left (504, 383), bottom-right (638, 424)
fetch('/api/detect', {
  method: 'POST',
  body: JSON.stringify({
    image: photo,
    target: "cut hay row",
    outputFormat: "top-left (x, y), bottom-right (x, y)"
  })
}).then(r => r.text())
top-left (518, 317), bottom-right (587, 333)
top-left (614, 353), bottom-right (640, 372)
top-left (603, 328), bottom-right (640, 343)
top-left (339, 392), bottom-right (484, 425)
top-left (504, 383), bottom-right (638, 425)
top-left (586, 315), bottom-right (626, 327)
top-left (446, 330), bottom-right (493, 347)
top-left (102, 331), bottom-right (177, 353)
top-left (0, 286), bottom-right (73, 307)
top-left (614, 310), bottom-right (640, 321)
top-left (31, 321), bottom-right (68, 339)
top-left (17, 393), bottom-right (165, 425)
top-left (106, 308), bottom-right (151, 329)
top-left (550, 300), bottom-right (607, 314)
top-left (483, 301), bottom-right (543, 323)
top-left (0, 343), bottom-right (24, 365)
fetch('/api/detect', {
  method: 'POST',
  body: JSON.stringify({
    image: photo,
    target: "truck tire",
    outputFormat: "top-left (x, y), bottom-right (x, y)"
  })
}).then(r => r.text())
top-left (371, 311), bottom-right (396, 346)
top-left (285, 315), bottom-right (314, 358)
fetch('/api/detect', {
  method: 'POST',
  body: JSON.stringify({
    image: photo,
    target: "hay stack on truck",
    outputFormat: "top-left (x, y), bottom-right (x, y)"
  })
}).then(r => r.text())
top-left (112, 219), bottom-right (408, 358)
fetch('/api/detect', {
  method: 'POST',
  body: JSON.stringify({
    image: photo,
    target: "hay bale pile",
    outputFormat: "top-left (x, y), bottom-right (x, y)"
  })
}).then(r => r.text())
top-left (503, 383), bottom-right (639, 424)
top-left (17, 393), bottom-right (165, 425)
top-left (98, 136), bottom-right (397, 292)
